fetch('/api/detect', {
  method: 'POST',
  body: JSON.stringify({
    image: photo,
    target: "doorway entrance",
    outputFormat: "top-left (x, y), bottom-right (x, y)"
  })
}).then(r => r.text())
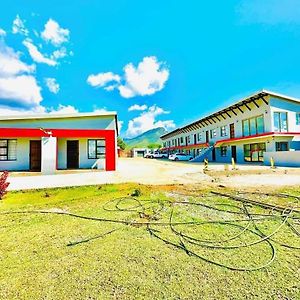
top-left (230, 123), bottom-right (235, 138)
top-left (231, 145), bottom-right (237, 162)
top-left (212, 147), bottom-right (216, 161)
top-left (206, 131), bottom-right (209, 143)
top-left (30, 140), bottom-right (41, 171)
top-left (67, 140), bottom-right (79, 169)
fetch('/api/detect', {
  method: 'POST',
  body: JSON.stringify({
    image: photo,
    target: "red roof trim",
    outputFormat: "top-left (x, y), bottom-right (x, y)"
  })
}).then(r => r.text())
top-left (215, 132), bottom-right (300, 147)
top-left (161, 142), bottom-right (209, 151)
top-left (0, 128), bottom-right (115, 138)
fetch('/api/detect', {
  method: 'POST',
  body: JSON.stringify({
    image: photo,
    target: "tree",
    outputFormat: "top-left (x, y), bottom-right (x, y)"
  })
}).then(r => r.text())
top-left (147, 143), bottom-right (162, 150)
top-left (0, 171), bottom-right (9, 200)
top-left (117, 137), bottom-right (126, 150)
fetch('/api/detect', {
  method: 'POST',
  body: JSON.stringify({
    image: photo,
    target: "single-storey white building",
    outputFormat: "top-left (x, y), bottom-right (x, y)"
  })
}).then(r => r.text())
top-left (160, 90), bottom-right (300, 167)
top-left (0, 112), bottom-right (118, 174)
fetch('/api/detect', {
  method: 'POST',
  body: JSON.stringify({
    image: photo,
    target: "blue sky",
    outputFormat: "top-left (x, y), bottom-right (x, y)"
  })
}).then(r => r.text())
top-left (0, 0), bottom-right (300, 137)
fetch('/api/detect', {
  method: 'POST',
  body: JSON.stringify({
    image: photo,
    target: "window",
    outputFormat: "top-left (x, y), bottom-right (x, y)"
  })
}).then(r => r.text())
top-left (243, 143), bottom-right (266, 162)
top-left (187, 136), bottom-right (191, 143)
top-left (273, 112), bottom-right (288, 132)
top-left (220, 126), bottom-right (227, 137)
top-left (88, 139), bottom-right (106, 159)
top-left (296, 113), bottom-right (300, 125)
top-left (220, 146), bottom-right (227, 157)
top-left (0, 139), bottom-right (17, 161)
top-left (210, 129), bottom-right (216, 139)
top-left (197, 133), bottom-right (202, 141)
top-left (276, 142), bottom-right (289, 151)
top-left (180, 137), bottom-right (184, 144)
top-left (242, 115), bottom-right (264, 137)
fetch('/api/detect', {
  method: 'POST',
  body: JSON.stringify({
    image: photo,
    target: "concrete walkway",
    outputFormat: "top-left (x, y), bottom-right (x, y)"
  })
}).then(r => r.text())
top-left (7, 158), bottom-right (212, 190)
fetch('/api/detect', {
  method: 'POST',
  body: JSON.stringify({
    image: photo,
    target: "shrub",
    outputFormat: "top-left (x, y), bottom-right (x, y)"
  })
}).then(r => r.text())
top-left (0, 171), bottom-right (9, 200)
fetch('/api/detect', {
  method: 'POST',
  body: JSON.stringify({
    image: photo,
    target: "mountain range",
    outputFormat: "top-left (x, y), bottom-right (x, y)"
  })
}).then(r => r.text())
top-left (123, 127), bottom-right (167, 149)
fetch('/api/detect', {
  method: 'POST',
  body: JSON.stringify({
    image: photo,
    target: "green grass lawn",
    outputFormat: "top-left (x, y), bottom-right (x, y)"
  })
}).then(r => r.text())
top-left (0, 183), bottom-right (299, 300)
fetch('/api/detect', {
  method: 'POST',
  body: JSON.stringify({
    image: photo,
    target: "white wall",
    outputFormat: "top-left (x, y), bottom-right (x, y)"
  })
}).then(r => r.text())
top-left (264, 151), bottom-right (300, 167)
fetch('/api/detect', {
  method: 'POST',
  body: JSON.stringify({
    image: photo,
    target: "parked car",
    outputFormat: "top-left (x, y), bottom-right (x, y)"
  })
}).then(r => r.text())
top-left (152, 151), bottom-right (168, 159)
top-left (169, 153), bottom-right (193, 161)
top-left (144, 151), bottom-right (153, 158)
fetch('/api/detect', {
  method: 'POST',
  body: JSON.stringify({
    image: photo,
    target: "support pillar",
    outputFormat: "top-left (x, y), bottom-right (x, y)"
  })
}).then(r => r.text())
top-left (41, 136), bottom-right (57, 175)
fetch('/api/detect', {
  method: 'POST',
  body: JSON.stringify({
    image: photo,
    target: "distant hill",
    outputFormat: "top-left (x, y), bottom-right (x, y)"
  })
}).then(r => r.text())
top-left (123, 127), bottom-right (167, 149)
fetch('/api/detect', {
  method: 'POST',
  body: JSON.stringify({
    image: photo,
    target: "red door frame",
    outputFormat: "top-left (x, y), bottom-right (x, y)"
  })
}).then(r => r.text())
top-left (0, 128), bottom-right (116, 171)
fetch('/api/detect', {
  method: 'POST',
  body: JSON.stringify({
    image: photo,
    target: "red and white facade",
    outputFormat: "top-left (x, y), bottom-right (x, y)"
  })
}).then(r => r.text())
top-left (0, 112), bottom-right (118, 174)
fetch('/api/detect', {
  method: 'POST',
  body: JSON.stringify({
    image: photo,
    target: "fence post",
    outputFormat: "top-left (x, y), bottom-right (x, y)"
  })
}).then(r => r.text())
top-left (204, 158), bottom-right (208, 172)
top-left (270, 157), bottom-right (275, 169)
top-left (231, 157), bottom-right (237, 170)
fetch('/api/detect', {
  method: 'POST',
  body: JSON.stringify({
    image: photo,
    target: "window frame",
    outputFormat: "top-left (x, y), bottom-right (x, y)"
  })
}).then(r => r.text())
top-left (87, 139), bottom-right (106, 159)
top-left (243, 142), bottom-right (266, 162)
top-left (242, 115), bottom-right (264, 137)
top-left (273, 111), bottom-right (288, 132)
top-left (275, 142), bottom-right (289, 152)
top-left (296, 112), bottom-right (300, 125)
top-left (220, 146), bottom-right (227, 157)
top-left (220, 126), bottom-right (227, 137)
top-left (197, 133), bottom-right (202, 141)
top-left (0, 139), bottom-right (17, 161)
top-left (210, 129), bottom-right (216, 139)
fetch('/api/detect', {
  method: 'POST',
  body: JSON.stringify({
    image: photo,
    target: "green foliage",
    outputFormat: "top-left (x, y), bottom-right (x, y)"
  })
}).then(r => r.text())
top-left (147, 143), bottom-right (162, 149)
top-left (117, 136), bottom-right (126, 150)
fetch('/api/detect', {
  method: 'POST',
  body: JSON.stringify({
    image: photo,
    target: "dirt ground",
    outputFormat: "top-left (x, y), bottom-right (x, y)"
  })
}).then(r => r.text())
top-left (7, 157), bottom-right (300, 190)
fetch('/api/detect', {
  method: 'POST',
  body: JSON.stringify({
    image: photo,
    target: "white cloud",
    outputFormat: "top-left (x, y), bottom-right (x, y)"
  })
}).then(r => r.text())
top-left (0, 75), bottom-right (42, 107)
top-left (51, 47), bottom-right (67, 60)
top-left (23, 39), bottom-right (57, 66)
top-left (125, 105), bottom-right (175, 138)
top-left (87, 56), bottom-right (170, 98)
top-left (12, 15), bottom-right (29, 36)
top-left (87, 72), bottom-right (121, 88)
top-left (0, 42), bottom-right (42, 109)
top-left (0, 105), bottom-right (45, 116)
top-left (0, 43), bottom-right (35, 76)
top-left (93, 108), bottom-right (108, 113)
top-left (0, 103), bottom-right (78, 116)
top-left (0, 28), bottom-right (6, 36)
top-left (128, 104), bottom-right (148, 111)
top-left (41, 19), bottom-right (70, 46)
top-left (48, 104), bottom-right (78, 114)
top-left (45, 77), bottom-right (60, 94)
top-left (237, 0), bottom-right (300, 25)
top-left (119, 56), bottom-right (169, 98)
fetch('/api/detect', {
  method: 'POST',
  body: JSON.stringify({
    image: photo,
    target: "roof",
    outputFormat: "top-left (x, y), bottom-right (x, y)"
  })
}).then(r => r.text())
top-left (160, 90), bottom-right (300, 140)
top-left (0, 111), bottom-right (117, 121)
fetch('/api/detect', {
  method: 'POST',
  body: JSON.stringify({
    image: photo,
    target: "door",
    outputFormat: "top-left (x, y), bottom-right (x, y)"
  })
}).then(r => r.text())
top-left (30, 140), bottom-right (41, 171)
top-left (67, 140), bottom-right (79, 169)
top-left (206, 131), bottom-right (209, 143)
top-left (230, 123), bottom-right (235, 138)
top-left (212, 147), bottom-right (216, 161)
top-left (194, 134), bottom-right (197, 144)
top-left (231, 145), bottom-right (237, 162)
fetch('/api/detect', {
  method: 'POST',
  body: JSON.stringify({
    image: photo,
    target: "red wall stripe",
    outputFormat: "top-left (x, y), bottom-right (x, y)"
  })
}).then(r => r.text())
top-left (0, 128), bottom-right (116, 171)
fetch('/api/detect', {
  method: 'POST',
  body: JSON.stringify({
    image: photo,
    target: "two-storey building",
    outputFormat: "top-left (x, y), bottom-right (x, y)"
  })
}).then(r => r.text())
top-left (160, 90), bottom-right (300, 167)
